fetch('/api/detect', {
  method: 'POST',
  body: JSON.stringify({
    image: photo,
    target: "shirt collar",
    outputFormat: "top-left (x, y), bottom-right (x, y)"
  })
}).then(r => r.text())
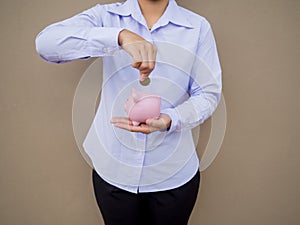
top-left (106, 0), bottom-right (194, 29)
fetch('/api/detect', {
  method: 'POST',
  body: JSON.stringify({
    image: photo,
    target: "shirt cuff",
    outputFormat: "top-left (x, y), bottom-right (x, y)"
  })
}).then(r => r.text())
top-left (87, 27), bottom-right (124, 56)
top-left (160, 108), bottom-right (180, 133)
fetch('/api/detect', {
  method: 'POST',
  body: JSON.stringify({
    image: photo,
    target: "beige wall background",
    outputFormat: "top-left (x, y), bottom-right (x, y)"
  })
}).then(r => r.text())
top-left (1, 0), bottom-right (299, 224)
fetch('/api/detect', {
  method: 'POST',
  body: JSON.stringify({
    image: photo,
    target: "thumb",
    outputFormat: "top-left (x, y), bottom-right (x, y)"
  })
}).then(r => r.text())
top-left (140, 72), bottom-right (149, 81)
top-left (146, 118), bottom-right (160, 128)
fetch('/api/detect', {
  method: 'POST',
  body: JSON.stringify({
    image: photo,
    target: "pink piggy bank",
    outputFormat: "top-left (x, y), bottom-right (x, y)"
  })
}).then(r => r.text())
top-left (124, 88), bottom-right (161, 126)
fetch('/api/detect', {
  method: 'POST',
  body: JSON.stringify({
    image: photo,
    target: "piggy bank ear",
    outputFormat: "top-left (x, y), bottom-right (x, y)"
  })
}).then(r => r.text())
top-left (124, 95), bottom-right (134, 113)
top-left (131, 88), bottom-right (140, 102)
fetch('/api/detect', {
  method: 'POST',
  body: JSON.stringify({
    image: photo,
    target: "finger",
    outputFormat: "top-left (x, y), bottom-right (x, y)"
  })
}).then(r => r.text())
top-left (112, 122), bottom-right (133, 131)
top-left (110, 117), bottom-right (132, 125)
top-left (146, 117), bottom-right (167, 130)
top-left (139, 46), bottom-right (149, 68)
top-left (124, 43), bottom-right (143, 69)
top-left (113, 122), bottom-right (151, 134)
top-left (146, 118), bottom-right (159, 127)
top-left (111, 117), bottom-right (152, 133)
top-left (131, 124), bottom-right (151, 134)
top-left (131, 50), bottom-right (143, 69)
top-left (147, 45), bottom-right (156, 72)
top-left (139, 42), bottom-right (157, 79)
top-left (132, 61), bottom-right (142, 69)
top-left (138, 123), bottom-right (152, 134)
top-left (140, 72), bottom-right (149, 81)
top-left (138, 47), bottom-right (151, 80)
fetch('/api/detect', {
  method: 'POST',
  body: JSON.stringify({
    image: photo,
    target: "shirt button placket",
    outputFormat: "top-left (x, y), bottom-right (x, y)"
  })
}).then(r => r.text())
top-left (135, 134), bottom-right (147, 191)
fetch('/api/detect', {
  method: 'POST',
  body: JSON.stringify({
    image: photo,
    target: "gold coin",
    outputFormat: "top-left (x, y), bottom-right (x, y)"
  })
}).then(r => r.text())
top-left (139, 77), bottom-right (151, 86)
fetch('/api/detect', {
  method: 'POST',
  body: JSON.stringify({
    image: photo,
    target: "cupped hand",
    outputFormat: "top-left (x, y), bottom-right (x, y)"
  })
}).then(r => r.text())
top-left (110, 114), bottom-right (171, 134)
top-left (118, 29), bottom-right (157, 81)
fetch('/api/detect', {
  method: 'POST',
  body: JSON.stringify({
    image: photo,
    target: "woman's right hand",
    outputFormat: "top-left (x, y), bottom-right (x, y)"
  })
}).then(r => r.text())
top-left (118, 29), bottom-right (157, 81)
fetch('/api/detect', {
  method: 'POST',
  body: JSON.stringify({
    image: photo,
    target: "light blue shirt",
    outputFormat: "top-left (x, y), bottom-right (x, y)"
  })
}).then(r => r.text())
top-left (36, 0), bottom-right (222, 193)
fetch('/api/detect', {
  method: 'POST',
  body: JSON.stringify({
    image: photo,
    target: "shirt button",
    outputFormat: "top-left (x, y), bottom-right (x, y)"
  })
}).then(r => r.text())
top-left (103, 47), bottom-right (108, 53)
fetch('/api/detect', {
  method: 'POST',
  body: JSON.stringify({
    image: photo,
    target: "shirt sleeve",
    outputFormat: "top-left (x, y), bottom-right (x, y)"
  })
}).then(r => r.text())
top-left (35, 4), bottom-right (123, 63)
top-left (161, 19), bottom-right (222, 132)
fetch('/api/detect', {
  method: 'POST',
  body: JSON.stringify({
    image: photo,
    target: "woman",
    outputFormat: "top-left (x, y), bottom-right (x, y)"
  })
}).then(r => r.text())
top-left (35, 0), bottom-right (222, 224)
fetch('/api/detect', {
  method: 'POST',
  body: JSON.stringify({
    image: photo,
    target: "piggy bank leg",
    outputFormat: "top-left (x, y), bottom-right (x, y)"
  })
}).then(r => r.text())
top-left (132, 121), bottom-right (140, 126)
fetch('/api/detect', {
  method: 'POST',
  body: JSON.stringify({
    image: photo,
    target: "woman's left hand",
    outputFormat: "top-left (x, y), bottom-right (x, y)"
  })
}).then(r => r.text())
top-left (110, 114), bottom-right (171, 134)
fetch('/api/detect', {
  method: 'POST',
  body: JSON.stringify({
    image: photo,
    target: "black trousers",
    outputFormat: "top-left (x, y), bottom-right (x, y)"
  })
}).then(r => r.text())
top-left (92, 169), bottom-right (200, 225)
